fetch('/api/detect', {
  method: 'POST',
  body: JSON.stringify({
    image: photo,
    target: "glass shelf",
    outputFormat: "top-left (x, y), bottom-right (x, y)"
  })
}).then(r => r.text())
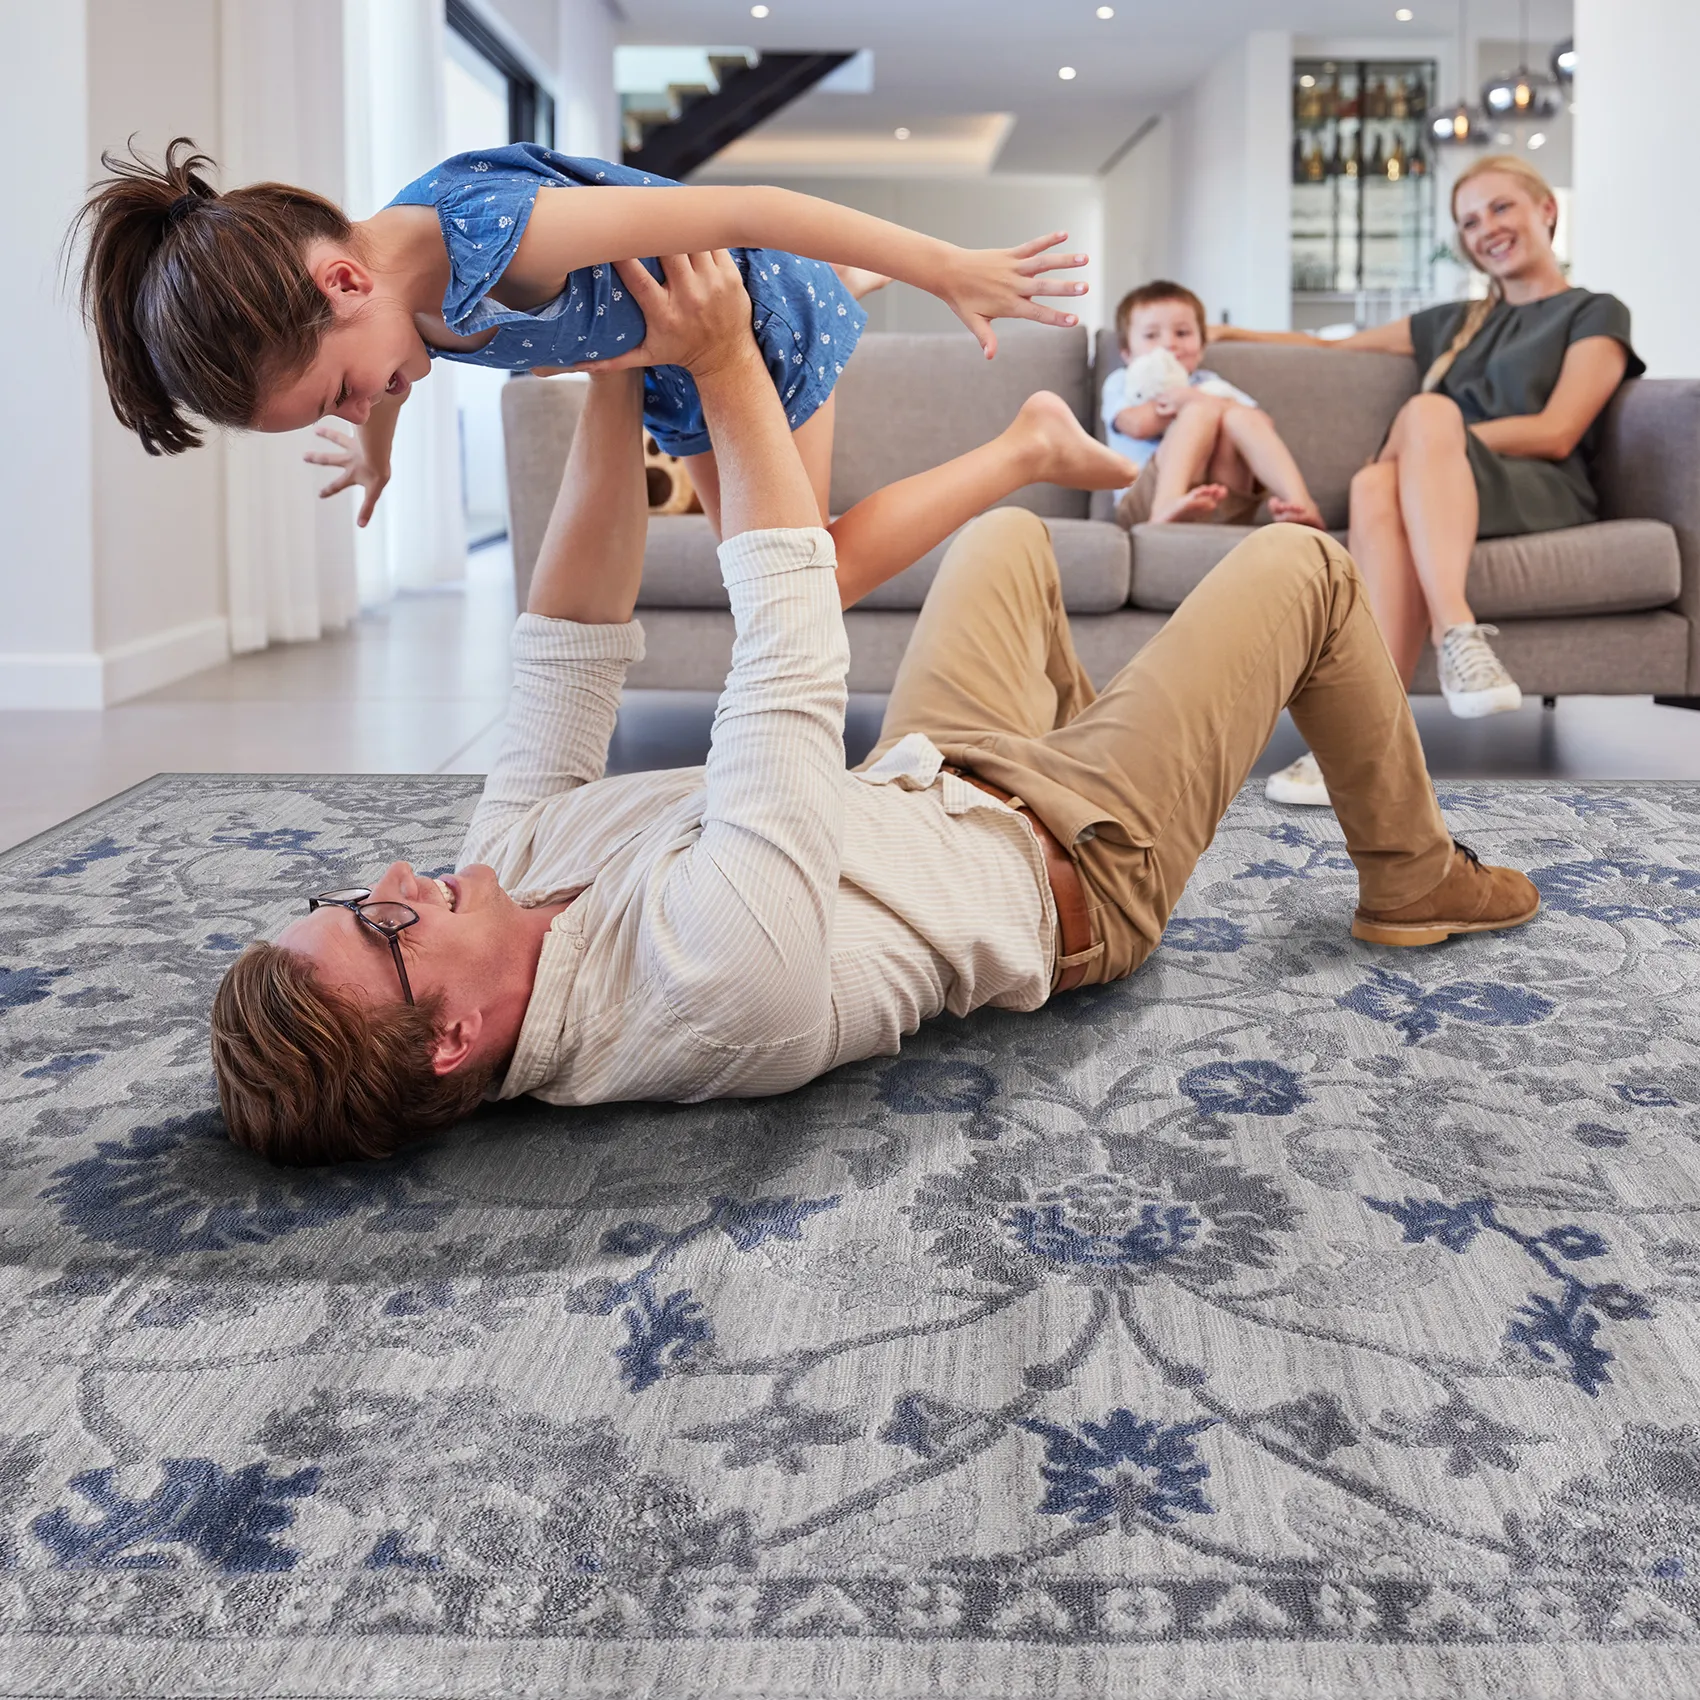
top-left (1291, 57), bottom-right (1438, 300)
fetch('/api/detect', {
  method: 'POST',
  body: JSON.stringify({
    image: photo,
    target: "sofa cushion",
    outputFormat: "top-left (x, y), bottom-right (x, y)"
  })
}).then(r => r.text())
top-left (1128, 518), bottom-right (1683, 619)
top-left (833, 326), bottom-right (1093, 519)
top-left (637, 514), bottom-right (1130, 613)
top-left (1093, 329), bottom-right (1419, 529)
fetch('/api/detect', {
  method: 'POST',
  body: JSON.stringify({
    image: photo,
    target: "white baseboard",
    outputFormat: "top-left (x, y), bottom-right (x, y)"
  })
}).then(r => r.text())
top-left (0, 617), bottom-right (230, 709)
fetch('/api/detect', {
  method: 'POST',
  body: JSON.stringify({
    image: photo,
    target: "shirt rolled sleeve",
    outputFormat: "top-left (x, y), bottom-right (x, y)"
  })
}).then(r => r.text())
top-left (647, 527), bottom-right (849, 1060)
top-left (461, 613), bottom-right (645, 864)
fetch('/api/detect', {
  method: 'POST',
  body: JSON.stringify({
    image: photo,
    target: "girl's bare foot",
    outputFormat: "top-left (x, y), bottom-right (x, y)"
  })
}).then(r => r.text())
top-left (833, 265), bottom-right (891, 302)
top-left (1268, 497), bottom-right (1329, 530)
top-left (1011, 390), bottom-right (1138, 489)
top-left (1153, 484), bottom-right (1228, 523)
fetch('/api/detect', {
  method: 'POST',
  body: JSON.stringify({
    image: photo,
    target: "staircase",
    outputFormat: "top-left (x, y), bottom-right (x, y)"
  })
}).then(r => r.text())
top-left (621, 50), bottom-right (855, 181)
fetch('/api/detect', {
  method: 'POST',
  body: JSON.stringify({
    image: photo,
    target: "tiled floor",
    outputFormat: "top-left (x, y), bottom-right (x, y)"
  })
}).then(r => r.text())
top-left (3, 539), bottom-right (1698, 854)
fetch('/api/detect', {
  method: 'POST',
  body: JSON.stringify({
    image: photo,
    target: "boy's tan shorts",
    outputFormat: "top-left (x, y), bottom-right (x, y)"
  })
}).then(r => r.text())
top-left (1114, 452), bottom-right (1267, 529)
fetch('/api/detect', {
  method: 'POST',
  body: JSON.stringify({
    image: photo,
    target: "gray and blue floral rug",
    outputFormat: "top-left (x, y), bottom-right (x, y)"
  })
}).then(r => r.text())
top-left (3, 774), bottom-right (1700, 1700)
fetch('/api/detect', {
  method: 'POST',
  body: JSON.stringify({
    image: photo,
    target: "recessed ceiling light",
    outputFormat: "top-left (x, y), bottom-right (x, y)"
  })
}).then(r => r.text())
top-left (1527, 131), bottom-right (1547, 148)
top-left (894, 126), bottom-right (911, 140)
top-left (1394, 7), bottom-right (1413, 18)
top-left (1058, 65), bottom-right (1077, 80)
top-left (1096, 5), bottom-right (1115, 17)
top-left (750, 3), bottom-right (769, 15)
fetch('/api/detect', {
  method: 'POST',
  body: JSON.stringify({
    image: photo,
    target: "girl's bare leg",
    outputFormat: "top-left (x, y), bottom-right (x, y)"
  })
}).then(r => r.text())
top-left (833, 265), bottom-right (892, 301)
top-left (1147, 396), bottom-right (1230, 523)
top-left (825, 394), bottom-right (1129, 606)
top-left (1347, 460), bottom-right (1429, 683)
top-left (1219, 406), bottom-right (1326, 528)
top-left (1381, 394), bottom-right (1479, 641)
top-left (689, 392), bottom-right (1134, 609)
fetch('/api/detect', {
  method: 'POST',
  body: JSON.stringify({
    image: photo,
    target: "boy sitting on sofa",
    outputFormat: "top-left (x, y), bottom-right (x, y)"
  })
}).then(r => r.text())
top-left (1104, 281), bottom-right (1326, 530)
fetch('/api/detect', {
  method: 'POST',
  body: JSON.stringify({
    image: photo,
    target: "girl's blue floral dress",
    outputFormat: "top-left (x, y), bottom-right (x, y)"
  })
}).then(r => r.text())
top-left (388, 145), bottom-right (868, 456)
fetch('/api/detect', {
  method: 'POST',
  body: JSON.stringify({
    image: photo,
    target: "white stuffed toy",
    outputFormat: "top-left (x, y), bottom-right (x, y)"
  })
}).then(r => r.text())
top-left (1122, 347), bottom-right (1243, 406)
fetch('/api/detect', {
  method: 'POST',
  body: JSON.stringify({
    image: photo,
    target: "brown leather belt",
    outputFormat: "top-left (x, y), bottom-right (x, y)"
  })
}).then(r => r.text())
top-left (942, 764), bottom-right (1099, 993)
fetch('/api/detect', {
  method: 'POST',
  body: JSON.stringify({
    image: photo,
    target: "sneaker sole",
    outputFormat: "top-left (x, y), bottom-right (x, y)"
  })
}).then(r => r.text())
top-left (1351, 894), bottom-right (1541, 947)
top-left (1443, 685), bottom-right (1523, 719)
top-left (1265, 779), bottom-right (1332, 807)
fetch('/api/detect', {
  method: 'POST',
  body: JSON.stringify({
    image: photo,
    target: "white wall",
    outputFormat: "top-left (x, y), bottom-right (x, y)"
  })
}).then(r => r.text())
top-left (1, 0), bottom-right (233, 708)
top-left (1099, 118), bottom-right (1173, 337)
top-left (1572, 0), bottom-right (1698, 375)
top-left (696, 174), bottom-right (1107, 337)
top-left (556, 0), bottom-right (619, 158)
top-left (1169, 29), bottom-right (1292, 331)
top-left (3, 0), bottom-right (96, 688)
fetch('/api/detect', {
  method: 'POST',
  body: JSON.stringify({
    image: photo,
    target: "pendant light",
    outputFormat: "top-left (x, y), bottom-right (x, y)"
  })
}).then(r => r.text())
top-left (1427, 0), bottom-right (1490, 147)
top-left (1481, 0), bottom-right (1561, 121)
top-left (1550, 38), bottom-right (1575, 86)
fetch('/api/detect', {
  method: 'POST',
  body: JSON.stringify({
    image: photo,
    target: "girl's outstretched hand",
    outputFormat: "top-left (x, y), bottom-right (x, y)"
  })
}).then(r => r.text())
top-left (305, 425), bottom-right (392, 528)
top-left (938, 232), bottom-right (1089, 360)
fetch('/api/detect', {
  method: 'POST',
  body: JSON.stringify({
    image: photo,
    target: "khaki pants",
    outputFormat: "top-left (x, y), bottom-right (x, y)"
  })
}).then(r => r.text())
top-left (859, 510), bottom-right (1452, 986)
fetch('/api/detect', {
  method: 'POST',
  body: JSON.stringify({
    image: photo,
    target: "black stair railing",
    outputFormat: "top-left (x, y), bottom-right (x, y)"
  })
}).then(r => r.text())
top-left (623, 51), bottom-right (856, 181)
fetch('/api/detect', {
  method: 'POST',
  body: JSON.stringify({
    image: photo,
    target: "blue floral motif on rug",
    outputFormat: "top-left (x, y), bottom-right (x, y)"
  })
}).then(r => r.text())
top-left (2, 774), bottom-right (1699, 1700)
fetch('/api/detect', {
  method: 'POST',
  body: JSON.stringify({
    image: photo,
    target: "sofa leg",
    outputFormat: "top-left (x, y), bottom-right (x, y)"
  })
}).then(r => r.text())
top-left (1541, 695), bottom-right (1556, 710)
top-left (1654, 695), bottom-right (1700, 712)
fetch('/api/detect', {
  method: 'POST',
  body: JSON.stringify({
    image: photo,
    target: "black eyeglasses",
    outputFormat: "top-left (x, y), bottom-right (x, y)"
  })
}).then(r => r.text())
top-left (307, 888), bottom-right (419, 1004)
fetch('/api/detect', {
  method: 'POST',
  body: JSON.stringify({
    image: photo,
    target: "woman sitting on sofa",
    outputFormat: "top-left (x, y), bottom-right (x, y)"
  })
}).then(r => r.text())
top-left (1214, 154), bottom-right (1643, 806)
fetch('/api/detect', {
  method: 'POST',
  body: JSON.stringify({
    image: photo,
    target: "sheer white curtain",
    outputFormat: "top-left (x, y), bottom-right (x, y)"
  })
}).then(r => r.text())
top-left (342, 0), bottom-right (468, 605)
top-left (219, 0), bottom-right (361, 652)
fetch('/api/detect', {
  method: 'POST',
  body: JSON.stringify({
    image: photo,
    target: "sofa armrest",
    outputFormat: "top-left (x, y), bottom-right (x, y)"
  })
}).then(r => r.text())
top-left (1595, 378), bottom-right (1700, 692)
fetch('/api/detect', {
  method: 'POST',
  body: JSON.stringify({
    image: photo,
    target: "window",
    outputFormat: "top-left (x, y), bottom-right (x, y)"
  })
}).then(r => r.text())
top-left (445, 1), bottom-right (555, 147)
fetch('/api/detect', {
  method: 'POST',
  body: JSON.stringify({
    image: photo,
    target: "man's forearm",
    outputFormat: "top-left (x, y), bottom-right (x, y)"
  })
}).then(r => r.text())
top-left (692, 344), bottom-right (823, 538)
top-left (528, 371), bottom-right (649, 623)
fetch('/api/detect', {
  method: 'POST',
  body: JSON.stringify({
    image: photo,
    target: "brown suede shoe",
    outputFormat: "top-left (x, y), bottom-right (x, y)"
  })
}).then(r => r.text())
top-left (1352, 841), bottom-right (1541, 947)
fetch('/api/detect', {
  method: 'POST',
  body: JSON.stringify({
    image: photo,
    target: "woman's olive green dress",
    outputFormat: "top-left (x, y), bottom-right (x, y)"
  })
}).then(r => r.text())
top-left (1407, 289), bottom-right (1644, 539)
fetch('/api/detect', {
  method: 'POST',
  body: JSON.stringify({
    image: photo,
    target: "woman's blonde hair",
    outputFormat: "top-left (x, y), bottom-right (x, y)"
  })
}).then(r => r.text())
top-left (1421, 153), bottom-right (1559, 392)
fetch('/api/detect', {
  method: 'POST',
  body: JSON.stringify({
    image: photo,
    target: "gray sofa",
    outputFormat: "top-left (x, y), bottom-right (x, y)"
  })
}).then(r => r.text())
top-left (501, 325), bottom-right (1700, 703)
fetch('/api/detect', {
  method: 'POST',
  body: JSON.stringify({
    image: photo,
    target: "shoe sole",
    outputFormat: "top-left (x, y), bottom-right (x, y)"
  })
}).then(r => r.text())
top-left (1443, 685), bottom-right (1523, 719)
top-left (1351, 895), bottom-right (1541, 947)
top-left (1265, 779), bottom-right (1332, 807)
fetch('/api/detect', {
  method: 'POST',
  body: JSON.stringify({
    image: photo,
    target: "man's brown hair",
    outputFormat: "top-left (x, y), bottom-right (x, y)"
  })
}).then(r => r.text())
top-left (210, 943), bottom-right (494, 1165)
top-left (1115, 280), bottom-right (1209, 350)
top-left (72, 137), bottom-right (353, 455)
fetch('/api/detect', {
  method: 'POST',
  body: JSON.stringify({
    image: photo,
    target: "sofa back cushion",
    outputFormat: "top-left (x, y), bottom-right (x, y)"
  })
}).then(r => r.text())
top-left (833, 325), bottom-right (1092, 519)
top-left (1092, 329), bottom-right (1419, 528)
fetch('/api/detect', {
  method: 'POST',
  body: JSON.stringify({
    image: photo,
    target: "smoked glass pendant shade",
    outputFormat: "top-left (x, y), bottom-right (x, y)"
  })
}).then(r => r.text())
top-left (1426, 99), bottom-right (1490, 146)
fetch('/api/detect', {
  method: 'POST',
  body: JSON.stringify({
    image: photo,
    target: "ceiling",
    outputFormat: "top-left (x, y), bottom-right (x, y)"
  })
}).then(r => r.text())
top-left (614, 0), bottom-right (1574, 174)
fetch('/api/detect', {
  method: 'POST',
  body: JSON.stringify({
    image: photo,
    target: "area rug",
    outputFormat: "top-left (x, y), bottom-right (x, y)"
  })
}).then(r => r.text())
top-left (2, 774), bottom-right (1700, 1700)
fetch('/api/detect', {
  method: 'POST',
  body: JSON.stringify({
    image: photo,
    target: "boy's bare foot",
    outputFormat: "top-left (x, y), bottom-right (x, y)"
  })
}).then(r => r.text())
top-left (833, 265), bottom-right (892, 302)
top-left (1153, 484), bottom-right (1228, 523)
top-left (1268, 497), bottom-right (1329, 530)
top-left (1011, 390), bottom-right (1138, 490)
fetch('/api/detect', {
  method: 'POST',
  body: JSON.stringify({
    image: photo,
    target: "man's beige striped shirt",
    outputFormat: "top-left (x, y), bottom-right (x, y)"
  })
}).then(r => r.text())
top-left (460, 526), bottom-right (1056, 1107)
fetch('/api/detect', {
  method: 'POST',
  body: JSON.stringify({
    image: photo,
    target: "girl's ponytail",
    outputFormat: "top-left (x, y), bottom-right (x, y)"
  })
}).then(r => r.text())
top-left (72, 137), bottom-right (353, 455)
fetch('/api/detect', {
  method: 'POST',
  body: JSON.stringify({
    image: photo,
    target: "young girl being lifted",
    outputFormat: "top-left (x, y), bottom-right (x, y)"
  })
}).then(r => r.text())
top-left (77, 139), bottom-right (1134, 606)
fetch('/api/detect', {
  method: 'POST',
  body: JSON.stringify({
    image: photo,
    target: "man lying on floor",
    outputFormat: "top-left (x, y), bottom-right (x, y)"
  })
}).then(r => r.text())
top-left (211, 250), bottom-right (1540, 1165)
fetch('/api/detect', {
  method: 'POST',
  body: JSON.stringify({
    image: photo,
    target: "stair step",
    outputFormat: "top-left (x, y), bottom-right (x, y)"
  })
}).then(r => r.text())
top-left (708, 53), bottom-right (756, 85)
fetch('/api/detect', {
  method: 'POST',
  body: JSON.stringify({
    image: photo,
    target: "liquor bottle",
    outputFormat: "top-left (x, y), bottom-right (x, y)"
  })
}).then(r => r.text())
top-left (1387, 135), bottom-right (1405, 179)
top-left (1292, 131), bottom-right (1305, 182)
top-left (1390, 77), bottom-right (1408, 119)
top-left (1306, 136), bottom-right (1325, 181)
top-left (1367, 131), bottom-right (1385, 176)
top-left (1368, 76), bottom-right (1387, 118)
top-left (1409, 132), bottom-right (1427, 177)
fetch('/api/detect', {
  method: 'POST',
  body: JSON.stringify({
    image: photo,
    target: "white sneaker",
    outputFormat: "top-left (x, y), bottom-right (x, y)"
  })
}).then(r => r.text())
top-left (1437, 623), bottom-right (1522, 718)
top-left (1264, 751), bottom-right (1331, 807)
